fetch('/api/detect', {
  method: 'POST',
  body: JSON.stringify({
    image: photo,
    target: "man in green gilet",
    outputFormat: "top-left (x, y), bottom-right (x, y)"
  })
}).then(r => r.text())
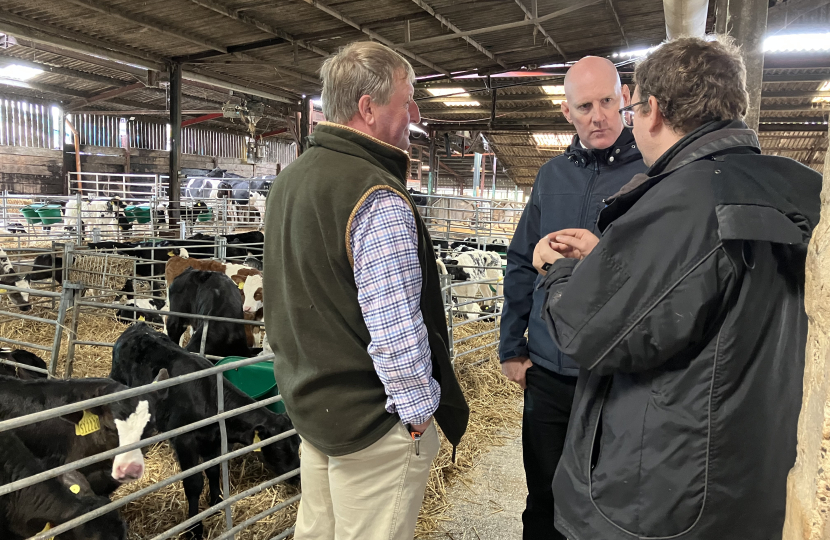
top-left (263, 42), bottom-right (469, 540)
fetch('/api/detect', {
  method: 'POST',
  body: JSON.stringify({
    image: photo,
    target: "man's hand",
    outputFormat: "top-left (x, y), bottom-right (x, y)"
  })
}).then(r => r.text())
top-left (549, 229), bottom-right (600, 260)
top-left (533, 234), bottom-right (564, 275)
top-left (501, 356), bottom-right (533, 389)
top-left (411, 417), bottom-right (432, 433)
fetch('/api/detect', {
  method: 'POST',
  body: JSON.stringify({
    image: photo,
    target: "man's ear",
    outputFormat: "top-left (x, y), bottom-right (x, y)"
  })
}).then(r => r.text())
top-left (560, 100), bottom-right (571, 123)
top-left (646, 95), bottom-right (663, 134)
top-left (621, 84), bottom-right (631, 107)
top-left (357, 94), bottom-right (375, 127)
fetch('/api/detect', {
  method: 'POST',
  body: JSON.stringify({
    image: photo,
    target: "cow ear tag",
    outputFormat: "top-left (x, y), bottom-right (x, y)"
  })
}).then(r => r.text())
top-left (0, 289), bottom-right (6, 294)
top-left (167, 250), bottom-right (175, 256)
top-left (138, 315), bottom-right (146, 321)
top-left (238, 281), bottom-right (245, 290)
top-left (69, 484), bottom-right (81, 494)
top-left (75, 410), bottom-right (101, 436)
top-left (253, 430), bottom-right (262, 452)
top-left (39, 522), bottom-right (54, 540)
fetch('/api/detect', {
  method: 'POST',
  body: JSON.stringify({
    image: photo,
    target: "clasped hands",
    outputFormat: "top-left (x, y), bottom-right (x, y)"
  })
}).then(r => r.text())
top-left (533, 228), bottom-right (599, 275)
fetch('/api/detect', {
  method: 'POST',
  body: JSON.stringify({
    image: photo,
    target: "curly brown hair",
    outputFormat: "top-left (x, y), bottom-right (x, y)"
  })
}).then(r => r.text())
top-left (634, 36), bottom-right (749, 134)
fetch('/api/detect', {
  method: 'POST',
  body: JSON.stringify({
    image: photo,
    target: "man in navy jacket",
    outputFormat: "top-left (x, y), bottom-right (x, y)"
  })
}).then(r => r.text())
top-left (499, 56), bottom-right (646, 539)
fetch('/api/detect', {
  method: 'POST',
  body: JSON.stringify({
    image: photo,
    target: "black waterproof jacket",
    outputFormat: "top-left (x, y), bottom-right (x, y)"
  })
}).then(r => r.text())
top-left (541, 121), bottom-right (821, 540)
top-left (500, 129), bottom-right (645, 375)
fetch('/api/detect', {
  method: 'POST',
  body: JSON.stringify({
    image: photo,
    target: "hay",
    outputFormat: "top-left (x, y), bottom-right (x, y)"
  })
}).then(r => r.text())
top-left (69, 253), bottom-right (135, 292)
top-left (0, 301), bottom-right (519, 539)
top-left (416, 319), bottom-right (523, 538)
top-left (113, 443), bottom-right (299, 540)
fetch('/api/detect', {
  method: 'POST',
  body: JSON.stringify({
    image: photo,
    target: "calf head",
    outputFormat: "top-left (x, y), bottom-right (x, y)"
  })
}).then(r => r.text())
top-left (252, 413), bottom-right (300, 481)
top-left (55, 495), bottom-right (127, 540)
top-left (61, 373), bottom-right (167, 484)
top-left (232, 270), bottom-right (264, 314)
top-left (441, 259), bottom-right (470, 282)
top-left (0, 273), bottom-right (31, 311)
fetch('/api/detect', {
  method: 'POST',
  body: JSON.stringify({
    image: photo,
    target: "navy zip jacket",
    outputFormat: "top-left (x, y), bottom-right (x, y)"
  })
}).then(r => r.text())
top-left (499, 129), bottom-right (645, 376)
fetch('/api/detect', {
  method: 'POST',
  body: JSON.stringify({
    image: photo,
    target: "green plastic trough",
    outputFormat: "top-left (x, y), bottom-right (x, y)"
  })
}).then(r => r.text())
top-left (215, 356), bottom-right (286, 414)
top-left (20, 203), bottom-right (45, 225)
top-left (35, 204), bottom-right (64, 226)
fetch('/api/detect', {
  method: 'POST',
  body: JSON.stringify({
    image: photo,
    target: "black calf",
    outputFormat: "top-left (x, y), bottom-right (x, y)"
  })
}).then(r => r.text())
top-left (0, 431), bottom-right (127, 540)
top-left (110, 323), bottom-right (300, 540)
top-left (166, 268), bottom-right (251, 359)
top-left (0, 348), bottom-right (47, 379)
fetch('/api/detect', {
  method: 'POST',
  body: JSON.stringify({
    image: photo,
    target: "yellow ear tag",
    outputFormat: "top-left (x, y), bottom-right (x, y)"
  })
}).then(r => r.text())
top-left (167, 250), bottom-right (175, 256)
top-left (253, 430), bottom-right (262, 452)
top-left (238, 281), bottom-right (245, 290)
top-left (75, 410), bottom-right (101, 436)
top-left (0, 289), bottom-right (6, 294)
top-left (138, 315), bottom-right (146, 321)
top-left (69, 484), bottom-right (81, 494)
top-left (39, 522), bottom-right (54, 540)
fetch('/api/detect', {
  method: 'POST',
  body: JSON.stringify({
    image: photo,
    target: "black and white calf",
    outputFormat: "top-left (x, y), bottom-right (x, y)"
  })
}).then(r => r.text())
top-left (0, 431), bottom-right (127, 540)
top-left (0, 375), bottom-right (163, 496)
top-left (110, 323), bottom-right (300, 540)
top-left (0, 247), bottom-right (32, 311)
top-left (28, 253), bottom-right (64, 284)
top-left (441, 248), bottom-right (504, 318)
top-left (116, 297), bottom-right (166, 325)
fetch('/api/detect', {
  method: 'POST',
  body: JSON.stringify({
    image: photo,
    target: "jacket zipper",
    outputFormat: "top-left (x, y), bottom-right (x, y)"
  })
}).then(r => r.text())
top-left (578, 159), bottom-right (601, 228)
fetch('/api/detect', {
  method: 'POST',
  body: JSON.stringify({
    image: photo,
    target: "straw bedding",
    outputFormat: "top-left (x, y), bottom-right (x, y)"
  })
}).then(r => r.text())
top-left (0, 297), bottom-right (520, 538)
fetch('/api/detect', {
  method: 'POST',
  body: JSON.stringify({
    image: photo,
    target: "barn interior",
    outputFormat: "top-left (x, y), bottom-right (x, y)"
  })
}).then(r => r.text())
top-left (0, 0), bottom-right (826, 202)
top-left (0, 1), bottom-right (828, 539)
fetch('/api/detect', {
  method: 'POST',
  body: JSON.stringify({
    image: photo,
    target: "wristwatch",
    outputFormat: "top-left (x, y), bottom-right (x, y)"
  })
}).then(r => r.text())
top-left (541, 262), bottom-right (553, 272)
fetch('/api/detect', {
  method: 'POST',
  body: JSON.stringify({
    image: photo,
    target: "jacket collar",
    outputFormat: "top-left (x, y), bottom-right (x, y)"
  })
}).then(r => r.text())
top-left (598, 120), bottom-right (760, 231)
top-left (563, 128), bottom-right (640, 169)
top-left (643, 120), bottom-right (760, 179)
top-left (306, 122), bottom-right (411, 183)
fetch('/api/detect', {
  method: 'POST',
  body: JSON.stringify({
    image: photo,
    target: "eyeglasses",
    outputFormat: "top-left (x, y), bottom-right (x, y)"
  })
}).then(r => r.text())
top-left (619, 100), bottom-right (648, 129)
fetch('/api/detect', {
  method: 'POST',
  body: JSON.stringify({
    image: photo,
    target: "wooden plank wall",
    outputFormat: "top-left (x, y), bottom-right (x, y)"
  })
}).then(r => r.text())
top-left (0, 145), bottom-right (64, 195)
top-left (67, 146), bottom-right (285, 177)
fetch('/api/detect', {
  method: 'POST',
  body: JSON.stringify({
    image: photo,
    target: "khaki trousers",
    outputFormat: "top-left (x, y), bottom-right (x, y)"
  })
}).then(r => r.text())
top-left (294, 421), bottom-right (440, 540)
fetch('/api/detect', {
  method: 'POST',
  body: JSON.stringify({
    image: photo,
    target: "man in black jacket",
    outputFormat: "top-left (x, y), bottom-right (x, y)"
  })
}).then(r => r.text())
top-left (535, 37), bottom-right (821, 540)
top-left (499, 56), bottom-right (646, 539)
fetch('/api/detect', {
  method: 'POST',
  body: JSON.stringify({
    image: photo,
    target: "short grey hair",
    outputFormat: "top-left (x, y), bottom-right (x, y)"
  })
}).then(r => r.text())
top-left (320, 41), bottom-right (416, 124)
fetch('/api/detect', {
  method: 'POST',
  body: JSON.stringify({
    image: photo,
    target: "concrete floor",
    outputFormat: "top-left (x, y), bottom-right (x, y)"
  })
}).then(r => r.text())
top-left (441, 425), bottom-right (526, 540)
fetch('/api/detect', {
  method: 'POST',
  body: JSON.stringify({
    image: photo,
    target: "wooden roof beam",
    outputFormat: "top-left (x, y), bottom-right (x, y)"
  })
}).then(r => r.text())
top-left (0, 54), bottom-right (131, 87)
top-left (605, 0), bottom-right (630, 48)
top-left (188, 0), bottom-right (331, 57)
top-left (297, 0), bottom-right (453, 77)
top-left (66, 82), bottom-right (146, 111)
top-left (408, 0), bottom-right (508, 69)
top-left (512, 0), bottom-right (568, 61)
top-left (0, 11), bottom-right (165, 71)
top-left (397, 0), bottom-right (601, 49)
top-left (62, 0), bottom-right (317, 85)
top-left (63, 0), bottom-right (230, 55)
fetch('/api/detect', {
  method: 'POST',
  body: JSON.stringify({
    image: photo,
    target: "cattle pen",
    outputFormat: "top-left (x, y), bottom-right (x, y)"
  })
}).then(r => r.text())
top-left (0, 195), bottom-right (520, 539)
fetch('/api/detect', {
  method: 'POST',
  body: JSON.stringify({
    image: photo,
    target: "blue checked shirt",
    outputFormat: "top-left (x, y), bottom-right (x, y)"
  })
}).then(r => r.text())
top-left (350, 189), bottom-right (441, 426)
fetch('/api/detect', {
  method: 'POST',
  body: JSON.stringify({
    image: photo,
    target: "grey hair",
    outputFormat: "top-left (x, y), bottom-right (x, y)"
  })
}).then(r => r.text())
top-left (320, 41), bottom-right (416, 124)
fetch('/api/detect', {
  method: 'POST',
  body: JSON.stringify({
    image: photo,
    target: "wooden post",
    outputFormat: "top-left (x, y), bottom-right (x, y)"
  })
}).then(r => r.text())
top-left (299, 96), bottom-right (311, 154)
top-left (715, 0), bottom-right (768, 132)
top-left (428, 131), bottom-right (436, 195)
top-left (169, 61), bottom-right (182, 225)
top-left (783, 129), bottom-right (830, 539)
top-left (64, 118), bottom-right (82, 193)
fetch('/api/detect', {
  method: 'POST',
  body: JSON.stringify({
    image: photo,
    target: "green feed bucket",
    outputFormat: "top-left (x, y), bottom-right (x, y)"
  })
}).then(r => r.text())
top-left (36, 204), bottom-right (64, 226)
top-left (197, 208), bottom-right (213, 222)
top-left (133, 205), bottom-right (151, 224)
top-left (124, 205), bottom-right (138, 223)
top-left (216, 356), bottom-right (286, 414)
top-left (21, 204), bottom-right (45, 225)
